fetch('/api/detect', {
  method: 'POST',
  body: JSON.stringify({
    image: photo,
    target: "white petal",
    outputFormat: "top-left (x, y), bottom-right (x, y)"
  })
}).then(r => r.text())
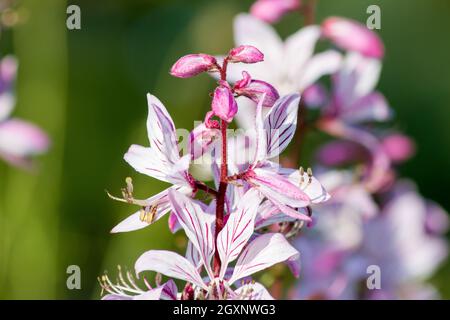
top-left (133, 287), bottom-right (164, 300)
top-left (234, 96), bottom-right (257, 130)
top-left (340, 92), bottom-right (391, 123)
top-left (0, 92), bottom-right (15, 122)
top-left (334, 52), bottom-right (381, 107)
top-left (298, 50), bottom-right (342, 90)
top-left (234, 282), bottom-right (274, 300)
top-left (124, 144), bottom-right (171, 182)
top-left (168, 189), bottom-right (215, 279)
top-left (186, 240), bottom-right (202, 270)
top-left (286, 169), bottom-right (330, 203)
top-left (217, 189), bottom-right (262, 278)
top-left (252, 167), bottom-right (310, 208)
top-left (251, 95), bottom-right (267, 164)
top-left (146, 94), bottom-right (180, 165)
top-left (283, 25), bottom-right (321, 85)
top-left (229, 233), bottom-right (299, 283)
top-left (264, 94), bottom-right (300, 158)
top-left (110, 186), bottom-right (189, 233)
top-left (135, 250), bottom-right (206, 290)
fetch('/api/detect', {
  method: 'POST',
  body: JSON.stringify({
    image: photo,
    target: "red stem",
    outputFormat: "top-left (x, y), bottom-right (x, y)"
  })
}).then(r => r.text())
top-left (194, 181), bottom-right (218, 197)
top-left (213, 60), bottom-right (229, 277)
top-left (213, 120), bottom-right (228, 276)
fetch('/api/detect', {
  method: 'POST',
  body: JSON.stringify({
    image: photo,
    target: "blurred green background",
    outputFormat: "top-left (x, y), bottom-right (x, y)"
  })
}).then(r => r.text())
top-left (0, 0), bottom-right (449, 299)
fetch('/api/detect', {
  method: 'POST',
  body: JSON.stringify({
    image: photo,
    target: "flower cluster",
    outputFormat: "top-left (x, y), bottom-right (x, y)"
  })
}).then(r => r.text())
top-left (102, 0), bottom-right (448, 300)
top-left (238, 0), bottom-right (448, 299)
top-left (103, 42), bottom-right (329, 300)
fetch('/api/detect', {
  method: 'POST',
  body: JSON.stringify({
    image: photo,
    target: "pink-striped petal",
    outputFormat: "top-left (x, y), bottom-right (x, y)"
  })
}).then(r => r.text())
top-left (252, 167), bottom-right (310, 207)
top-left (160, 280), bottom-right (178, 300)
top-left (124, 144), bottom-right (171, 182)
top-left (168, 189), bottom-right (215, 279)
top-left (264, 93), bottom-right (300, 158)
top-left (146, 94), bottom-right (180, 165)
top-left (217, 189), bottom-right (262, 278)
top-left (229, 233), bottom-right (299, 283)
top-left (298, 50), bottom-right (342, 90)
top-left (340, 92), bottom-right (391, 123)
top-left (135, 250), bottom-right (206, 290)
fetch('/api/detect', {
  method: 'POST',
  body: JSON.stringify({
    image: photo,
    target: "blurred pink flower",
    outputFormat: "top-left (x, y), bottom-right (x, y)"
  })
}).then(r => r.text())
top-left (227, 14), bottom-right (341, 128)
top-left (250, 0), bottom-right (301, 24)
top-left (294, 177), bottom-right (448, 300)
top-left (0, 56), bottom-right (49, 168)
top-left (322, 17), bottom-right (385, 58)
top-left (381, 133), bottom-right (416, 163)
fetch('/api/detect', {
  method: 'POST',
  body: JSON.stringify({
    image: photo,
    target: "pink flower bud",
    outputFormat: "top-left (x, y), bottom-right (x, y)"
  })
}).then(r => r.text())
top-left (234, 71), bottom-right (252, 90)
top-left (381, 134), bottom-right (415, 163)
top-left (322, 17), bottom-right (385, 58)
top-left (211, 86), bottom-right (238, 123)
top-left (234, 72), bottom-right (279, 107)
top-left (250, 0), bottom-right (301, 24)
top-left (170, 54), bottom-right (218, 78)
top-left (228, 45), bottom-right (264, 64)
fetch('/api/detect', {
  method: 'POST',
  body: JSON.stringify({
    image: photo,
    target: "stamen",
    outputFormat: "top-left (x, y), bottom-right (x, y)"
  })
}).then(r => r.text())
top-left (299, 166), bottom-right (305, 185)
top-left (307, 167), bottom-right (313, 184)
top-left (139, 204), bottom-right (158, 224)
top-left (299, 166), bottom-right (313, 191)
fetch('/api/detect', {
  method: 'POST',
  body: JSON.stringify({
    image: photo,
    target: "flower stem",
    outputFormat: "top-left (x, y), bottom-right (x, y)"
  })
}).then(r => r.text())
top-left (214, 120), bottom-right (228, 276)
top-left (301, 0), bottom-right (316, 25)
top-left (213, 60), bottom-right (230, 277)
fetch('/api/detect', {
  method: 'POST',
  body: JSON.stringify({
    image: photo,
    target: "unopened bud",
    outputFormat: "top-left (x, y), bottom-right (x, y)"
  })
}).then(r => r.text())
top-left (234, 72), bottom-right (279, 107)
top-left (211, 86), bottom-right (238, 123)
top-left (170, 54), bottom-right (218, 78)
top-left (228, 45), bottom-right (264, 64)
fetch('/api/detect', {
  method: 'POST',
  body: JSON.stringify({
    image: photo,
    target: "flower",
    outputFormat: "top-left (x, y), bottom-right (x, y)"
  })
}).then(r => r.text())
top-left (322, 52), bottom-right (391, 124)
top-left (322, 17), bottom-right (385, 58)
top-left (250, 0), bottom-right (301, 24)
top-left (0, 56), bottom-right (49, 168)
top-left (227, 14), bottom-right (342, 128)
top-left (134, 188), bottom-right (299, 300)
top-left (109, 94), bottom-right (196, 233)
top-left (316, 52), bottom-right (393, 191)
top-left (223, 94), bottom-right (329, 222)
top-left (294, 175), bottom-right (449, 300)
